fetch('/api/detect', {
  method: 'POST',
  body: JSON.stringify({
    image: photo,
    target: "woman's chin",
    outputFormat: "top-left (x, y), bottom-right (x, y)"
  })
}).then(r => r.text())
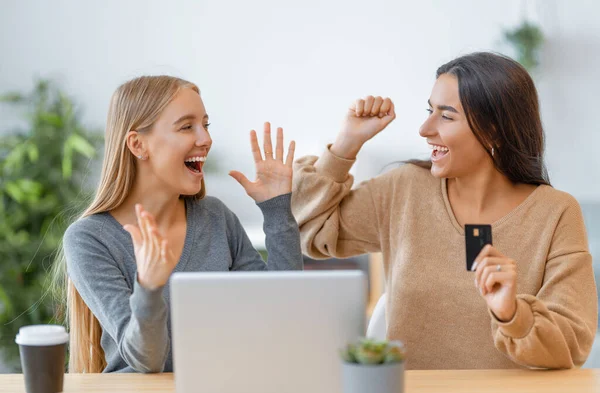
top-left (430, 163), bottom-right (448, 179)
top-left (181, 183), bottom-right (203, 197)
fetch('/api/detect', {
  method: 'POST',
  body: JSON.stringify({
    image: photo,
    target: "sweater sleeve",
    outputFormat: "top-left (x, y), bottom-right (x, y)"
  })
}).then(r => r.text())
top-left (291, 146), bottom-right (383, 259)
top-left (490, 198), bottom-right (598, 369)
top-left (229, 193), bottom-right (303, 271)
top-left (63, 223), bottom-right (169, 373)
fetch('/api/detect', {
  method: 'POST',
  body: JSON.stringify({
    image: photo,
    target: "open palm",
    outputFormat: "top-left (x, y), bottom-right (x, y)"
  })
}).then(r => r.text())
top-left (230, 122), bottom-right (295, 203)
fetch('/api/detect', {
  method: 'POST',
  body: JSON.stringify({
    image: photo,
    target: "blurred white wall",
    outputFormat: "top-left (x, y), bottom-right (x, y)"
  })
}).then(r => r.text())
top-left (1, 0), bottom-right (599, 229)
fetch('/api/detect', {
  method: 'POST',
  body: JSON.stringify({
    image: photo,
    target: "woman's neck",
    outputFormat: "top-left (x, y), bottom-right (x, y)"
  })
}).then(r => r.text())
top-left (110, 181), bottom-right (185, 231)
top-left (447, 165), bottom-right (536, 225)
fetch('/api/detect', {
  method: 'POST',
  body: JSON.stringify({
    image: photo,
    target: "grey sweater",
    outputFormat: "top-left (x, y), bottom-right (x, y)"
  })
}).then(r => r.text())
top-left (63, 193), bottom-right (303, 373)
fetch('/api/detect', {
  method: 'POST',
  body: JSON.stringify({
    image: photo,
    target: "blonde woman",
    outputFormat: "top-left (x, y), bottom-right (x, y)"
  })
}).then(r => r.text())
top-left (57, 76), bottom-right (302, 373)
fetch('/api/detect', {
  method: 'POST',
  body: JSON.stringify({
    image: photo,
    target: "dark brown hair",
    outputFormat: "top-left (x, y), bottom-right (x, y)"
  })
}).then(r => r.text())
top-left (409, 52), bottom-right (551, 186)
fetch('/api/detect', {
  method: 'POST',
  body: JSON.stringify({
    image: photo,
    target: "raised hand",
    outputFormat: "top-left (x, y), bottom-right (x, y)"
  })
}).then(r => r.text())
top-left (123, 204), bottom-right (178, 291)
top-left (229, 122), bottom-right (295, 203)
top-left (331, 96), bottom-right (396, 159)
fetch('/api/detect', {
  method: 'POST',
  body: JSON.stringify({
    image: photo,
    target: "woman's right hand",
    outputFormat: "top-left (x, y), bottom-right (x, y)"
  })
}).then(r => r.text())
top-left (331, 96), bottom-right (396, 159)
top-left (123, 204), bottom-right (177, 291)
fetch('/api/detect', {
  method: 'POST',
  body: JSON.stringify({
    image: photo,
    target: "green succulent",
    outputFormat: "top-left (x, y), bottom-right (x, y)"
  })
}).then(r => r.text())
top-left (340, 338), bottom-right (405, 365)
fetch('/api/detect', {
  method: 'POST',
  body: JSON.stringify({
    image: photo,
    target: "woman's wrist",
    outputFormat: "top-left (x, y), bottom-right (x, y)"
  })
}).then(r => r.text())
top-left (491, 299), bottom-right (518, 322)
top-left (330, 134), bottom-right (364, 160)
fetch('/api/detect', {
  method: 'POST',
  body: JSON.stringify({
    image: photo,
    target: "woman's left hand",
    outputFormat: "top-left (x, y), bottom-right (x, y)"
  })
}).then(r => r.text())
top-left (230, 122), bottom-right (295, 203)
top-left (473, 244), bottom-right (518, 322)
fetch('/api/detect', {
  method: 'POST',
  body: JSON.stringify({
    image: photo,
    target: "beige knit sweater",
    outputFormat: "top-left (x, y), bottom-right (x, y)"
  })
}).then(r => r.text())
top-left (292, 146), bottom-right (598, 370)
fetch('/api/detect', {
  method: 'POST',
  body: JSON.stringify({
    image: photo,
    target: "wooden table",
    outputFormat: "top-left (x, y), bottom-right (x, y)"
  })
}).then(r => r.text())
top-left (2, 369), bottom-right (600, 393)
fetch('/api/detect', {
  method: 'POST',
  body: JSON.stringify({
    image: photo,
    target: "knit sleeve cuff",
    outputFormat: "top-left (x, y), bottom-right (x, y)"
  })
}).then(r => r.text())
top-left (130, 278), bottom-right (166, 321)
top-left (490, 296), bottom-right (535, 339)
top-left (314, 144), bottom-right (356, 183)
top-left (256, 193), bottom-right (296, 231)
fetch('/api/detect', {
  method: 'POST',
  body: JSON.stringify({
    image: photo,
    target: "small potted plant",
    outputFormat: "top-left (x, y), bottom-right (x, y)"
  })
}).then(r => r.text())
top-left (503, 21), bottom-right (544, 72)
top-left (340, 338), bottom-right (406, 393)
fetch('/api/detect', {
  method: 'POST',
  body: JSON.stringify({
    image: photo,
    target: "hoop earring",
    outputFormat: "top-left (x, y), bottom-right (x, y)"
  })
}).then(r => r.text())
top-left (491, 147), bottom-right (495, 157)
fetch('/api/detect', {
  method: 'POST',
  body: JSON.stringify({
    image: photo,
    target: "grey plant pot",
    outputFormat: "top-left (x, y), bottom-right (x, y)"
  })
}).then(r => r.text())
top-left (342, 361), bottom-right (405, 393)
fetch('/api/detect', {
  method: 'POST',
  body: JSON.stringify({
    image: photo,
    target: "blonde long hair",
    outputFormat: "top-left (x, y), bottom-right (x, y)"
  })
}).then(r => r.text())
top-left (51, 76), bottom-right (204, 373)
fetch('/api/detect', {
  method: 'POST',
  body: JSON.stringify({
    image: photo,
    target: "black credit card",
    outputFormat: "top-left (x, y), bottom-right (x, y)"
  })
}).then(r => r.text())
top-left (465, 224), bottom-right (492, 271)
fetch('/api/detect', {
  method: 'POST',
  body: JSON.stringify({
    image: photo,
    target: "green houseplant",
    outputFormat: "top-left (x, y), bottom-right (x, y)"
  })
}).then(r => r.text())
top-left (0, 80), bottom-right (101, 371)
top-left (503, 21), bottom-right (544, 72)
top-left (340, 338), bottom-right (406, 393)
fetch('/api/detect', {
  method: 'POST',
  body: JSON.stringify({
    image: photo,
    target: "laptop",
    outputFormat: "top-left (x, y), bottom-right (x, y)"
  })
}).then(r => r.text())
top-left (170, 271), bottom-right (366, 393)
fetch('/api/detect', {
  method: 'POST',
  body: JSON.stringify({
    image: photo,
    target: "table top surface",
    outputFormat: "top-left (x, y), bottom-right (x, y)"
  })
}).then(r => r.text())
top-left (2, 369), bottom-right (600, 393)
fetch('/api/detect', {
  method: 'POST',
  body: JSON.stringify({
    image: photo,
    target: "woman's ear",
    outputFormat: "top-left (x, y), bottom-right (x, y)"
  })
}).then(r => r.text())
top-left (126, 130), bottom-right (148, 160)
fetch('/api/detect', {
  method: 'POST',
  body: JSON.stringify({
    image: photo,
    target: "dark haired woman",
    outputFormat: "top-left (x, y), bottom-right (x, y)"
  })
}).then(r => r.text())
top-left (291, 52), bottom-right (597, 369)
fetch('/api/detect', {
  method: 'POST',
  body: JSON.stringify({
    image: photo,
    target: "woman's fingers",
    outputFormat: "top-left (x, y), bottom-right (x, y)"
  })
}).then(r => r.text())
top-left (371, 96), bottom-right (383, 116)
top-left (248, 124), bottom-right (290, 164)
top-left (363, 96), bottom-right (375, 116)
top-left (285, 140), bottom-right (296, 167)
top-left (351, 96), bottom-right (393, 119)
top-left (144, 211), bottom-right (159, 235)
top-left (161, 239), bottom-right (176, 267)
top-left (275, 127), bottom-right (284, 161)
top-left (475, 256), bottom-right (505, 284)
top-left (474, 244), bottom-right (504, 263)
top-left (129, 207), bottom-right (176, 290)
top-left (142, 210), bottom-right (163, 258)
top-left (250, 130), bottom-right (262, 163)
top-left (472, 244), bottom-right (503, 271)
top-left (161, 239), bottom-right (167, 260)
top-left (263, 122), bottom-right (273, 159)
top-left (483, 271), bottom-right (516, 294)
top-left (477, 259), bottom-right (515, 295)
top-left (151, 228), bottom-right (162, 256)
top-left (385, 101), bottom-right (396, 123)
top-left (135, 204), bottom-right (148, 245)
top-left (142, 212), bottom-right (154, 239)
top-left (379, 98), bottom-right (392, 116)
top-left (229, 170), bottom-right (253, 192)
top-left (353, 99), bottom-right (365, 117)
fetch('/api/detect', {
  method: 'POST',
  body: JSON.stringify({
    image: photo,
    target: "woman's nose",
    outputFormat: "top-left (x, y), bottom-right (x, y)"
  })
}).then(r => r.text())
top-left (419, 117), bottom-right (436, 138)
top-left (195, 129), bottom-right (212, 148)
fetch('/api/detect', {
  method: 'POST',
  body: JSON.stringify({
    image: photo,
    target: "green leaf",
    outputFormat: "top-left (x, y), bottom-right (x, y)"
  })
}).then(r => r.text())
top-left (0, 92), bottom-right (24, 103)
top-left (5, 181), bottom-right (25, 203)
top-left (62, 141), bottom-right (73, 179)
top-left (17, 179), bottom-right (43, 202)
top-left (60, 93), bottom-right (74, 124)
top-left (0, 285), bottom-right (15, 320)
top-left (503, 21), bottom-right (544, 72)
top-left (39, 112), bottom-right (63, 128)
top-left (69, 134), bottom-right (95, 158)
top-left (2, 143), bottom-right (26, 172)
top-left (3, 180), bottom-right (43, 204)
top-left (27, 144), bottom-right (39, 162)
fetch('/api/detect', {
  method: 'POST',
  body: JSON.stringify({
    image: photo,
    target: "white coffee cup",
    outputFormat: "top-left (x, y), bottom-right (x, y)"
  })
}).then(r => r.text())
top-left (16, 325), bottom-right (69, 393)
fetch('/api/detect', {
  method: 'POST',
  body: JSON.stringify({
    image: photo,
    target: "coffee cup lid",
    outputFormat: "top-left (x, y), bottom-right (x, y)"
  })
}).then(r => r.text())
top-left (15, 325), bottom-right (69, 346)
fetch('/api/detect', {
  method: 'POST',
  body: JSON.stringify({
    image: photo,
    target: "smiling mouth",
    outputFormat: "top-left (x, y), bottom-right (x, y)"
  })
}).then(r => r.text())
top-left (184, 156), bottom-right (206, 175)
top-left (185, 161), bottom-right (202, 173)
top-left (429, 144), bottom-right (449, 160)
